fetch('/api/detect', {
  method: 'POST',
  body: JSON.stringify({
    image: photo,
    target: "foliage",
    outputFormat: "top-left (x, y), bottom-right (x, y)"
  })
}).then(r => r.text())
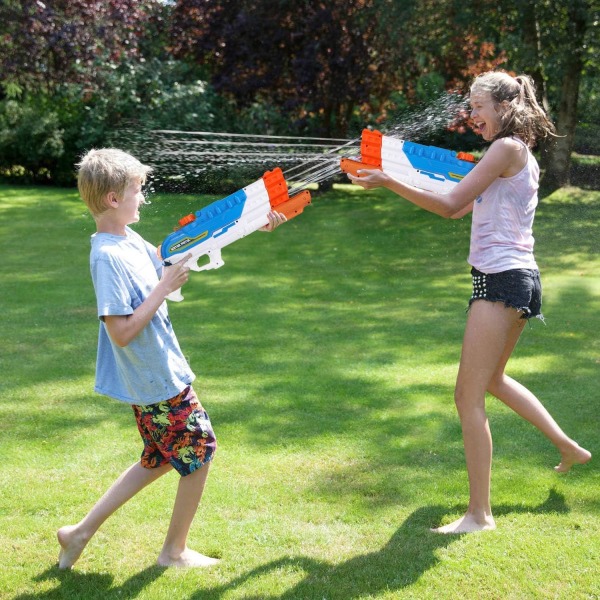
top-left (170, 0), bottom-right (397, 137)
top-left (0, 97), bottom-right (64, 182)
top-left (0, 0), bottom-right (598, 187)
top-left (0, 58), bottom-right (234, 184)
top-left (0, 0), bottom-right (155, 94)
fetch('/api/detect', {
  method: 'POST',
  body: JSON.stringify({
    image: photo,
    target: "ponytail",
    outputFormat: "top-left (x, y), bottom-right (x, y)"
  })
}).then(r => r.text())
top-left (470, 71), bottom-right (556, 147)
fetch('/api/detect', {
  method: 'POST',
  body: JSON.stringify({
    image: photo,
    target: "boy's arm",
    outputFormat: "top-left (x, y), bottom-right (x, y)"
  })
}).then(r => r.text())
top-left (104, 255), bottom-right (191, 348)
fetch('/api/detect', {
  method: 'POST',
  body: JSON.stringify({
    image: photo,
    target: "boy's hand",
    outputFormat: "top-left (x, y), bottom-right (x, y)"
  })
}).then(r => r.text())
top-left (161, 253), bottom-right (192, 295)
top-left (260, 211), bottom-right (287, 232)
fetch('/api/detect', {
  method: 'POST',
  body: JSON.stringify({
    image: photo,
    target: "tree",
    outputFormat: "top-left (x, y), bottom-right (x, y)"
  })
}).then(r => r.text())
top-left (464, 0), bottom-right (599, 187)
top-left (541, 0), bottom-right (598, 188)
top-left (170, 0), bottom-right (399, 137)
top-left (0, 0), bottom-right (154, 94)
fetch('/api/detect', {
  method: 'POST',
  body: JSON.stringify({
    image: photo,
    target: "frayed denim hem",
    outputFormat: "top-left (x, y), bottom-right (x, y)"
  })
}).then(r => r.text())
top-left (466, 297), bottom-right (546, 324)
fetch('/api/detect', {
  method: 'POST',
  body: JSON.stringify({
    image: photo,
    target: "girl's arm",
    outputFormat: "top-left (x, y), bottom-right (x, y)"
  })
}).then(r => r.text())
top-left (348, 137), bottom-right (525, 218)
top-left (450, 201), bottom-right (474, 219)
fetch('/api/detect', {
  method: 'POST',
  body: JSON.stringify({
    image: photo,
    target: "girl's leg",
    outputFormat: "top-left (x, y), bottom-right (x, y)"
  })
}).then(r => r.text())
top-left (433, 301), bottom-right (523, 534)
top-left (487, 319), bottom-right (591, 472)
top-left (57, 461), bottom-right (172, 569)
top-left (157, 462), bottom-right (218, 568)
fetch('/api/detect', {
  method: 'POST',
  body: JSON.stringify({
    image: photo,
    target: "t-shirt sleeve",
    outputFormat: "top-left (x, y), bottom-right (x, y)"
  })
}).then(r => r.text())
top-left (91, 254), bottom-right (134, 319)
top-left (144, 239), bottom-right (164, 277)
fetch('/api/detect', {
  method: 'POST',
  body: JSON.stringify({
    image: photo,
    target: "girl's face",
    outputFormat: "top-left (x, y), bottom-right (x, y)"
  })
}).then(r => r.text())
top-left (469, 90), bottom-right (503, 141)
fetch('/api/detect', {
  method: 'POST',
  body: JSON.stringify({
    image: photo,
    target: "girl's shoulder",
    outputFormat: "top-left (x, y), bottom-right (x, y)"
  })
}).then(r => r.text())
top-left (490, 136), bottom-right (527, 152)
top-left (485, 137), bottom-right (529, 178)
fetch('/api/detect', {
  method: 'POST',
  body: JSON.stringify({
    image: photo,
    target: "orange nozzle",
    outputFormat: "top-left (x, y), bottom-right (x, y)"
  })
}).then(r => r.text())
top-left (457, 151), bottom-right (476, 163)
top-left (262, 167), bottom-right (290, 208)
top-left (277, 190), bottom-right (311, 220)
top-left (178, 213), bottom-right (196, 227)
top-left (360, 129), bottom-right (383, 168)
top-left (340, 158), bottom-right (383, 177)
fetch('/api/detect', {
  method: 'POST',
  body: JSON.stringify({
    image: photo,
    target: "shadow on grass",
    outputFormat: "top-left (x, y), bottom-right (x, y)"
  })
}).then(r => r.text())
top-left (185, 488), bottom-right (568, 600)
top-left (12, 565), bottom-right (166, 600)
top-left (12, 489), bottom-right (567, 600)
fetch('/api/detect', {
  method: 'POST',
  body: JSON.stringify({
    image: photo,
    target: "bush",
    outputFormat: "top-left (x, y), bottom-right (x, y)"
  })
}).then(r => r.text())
top-left (0, 98), bottom-right (64, 183)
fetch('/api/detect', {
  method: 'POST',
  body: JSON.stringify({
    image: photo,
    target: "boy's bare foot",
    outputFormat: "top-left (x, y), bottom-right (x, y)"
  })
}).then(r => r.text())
top-left (57, 525), bottom-right (90, 569)
top-left (157, 548), bottom-right (220, 568)
top-left (430, 513), bottom-right (496, 534)
top-left (555, 444), bottom-right (591, 473)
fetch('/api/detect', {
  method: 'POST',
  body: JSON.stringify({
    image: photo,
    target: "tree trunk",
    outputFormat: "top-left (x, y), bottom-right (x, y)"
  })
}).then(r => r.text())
top-left (542, 0), bottom-right (588, 190)
top-left (520, 0), bottom-right (548, 112)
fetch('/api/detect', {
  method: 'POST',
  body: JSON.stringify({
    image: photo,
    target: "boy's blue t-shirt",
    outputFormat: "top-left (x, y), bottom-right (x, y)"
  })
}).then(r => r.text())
top-left (90, 226), bottom-right (195, 405)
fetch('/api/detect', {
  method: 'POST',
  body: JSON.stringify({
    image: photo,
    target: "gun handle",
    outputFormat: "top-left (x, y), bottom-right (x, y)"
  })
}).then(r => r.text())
top-left (340, 158), bottom-right (382, 177)
top-left (166, 288), bottom-right (184, 302)
top-left (194, 248), bottom-right (224, 272)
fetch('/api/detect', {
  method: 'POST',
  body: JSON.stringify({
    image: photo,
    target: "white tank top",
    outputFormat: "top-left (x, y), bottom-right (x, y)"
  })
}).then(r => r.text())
top-left (468, 137), bottom-right (539, 273)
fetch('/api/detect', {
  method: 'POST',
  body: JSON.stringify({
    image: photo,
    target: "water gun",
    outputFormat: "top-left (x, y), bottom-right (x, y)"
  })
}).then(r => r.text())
top-left (158, 167), bottom-right (311, 301)
top-left (340, 129), bottom-right (477, 193)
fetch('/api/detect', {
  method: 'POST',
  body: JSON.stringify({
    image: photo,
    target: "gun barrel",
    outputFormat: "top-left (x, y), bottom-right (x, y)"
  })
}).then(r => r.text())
top-left (339, 158), bottom-right (382, 177)
top-left (341, 129), bottom-right (477, 193)
top-left (276, 190), bottom-right (311, 219)
top-left (158, 169), bottom-right (312, 270)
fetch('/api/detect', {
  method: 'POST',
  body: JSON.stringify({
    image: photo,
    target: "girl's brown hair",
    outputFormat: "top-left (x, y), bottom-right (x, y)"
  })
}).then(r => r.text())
top-left (470, 71), bottom-right (556, 148)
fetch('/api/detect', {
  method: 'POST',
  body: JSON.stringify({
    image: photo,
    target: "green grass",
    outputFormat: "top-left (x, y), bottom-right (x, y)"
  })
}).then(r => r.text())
top-left (0, 182), bottom-right (598, 600)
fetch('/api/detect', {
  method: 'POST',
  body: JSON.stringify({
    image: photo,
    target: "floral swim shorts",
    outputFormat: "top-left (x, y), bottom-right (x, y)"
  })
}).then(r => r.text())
top-left (132, 386), bottom-right (217, 476)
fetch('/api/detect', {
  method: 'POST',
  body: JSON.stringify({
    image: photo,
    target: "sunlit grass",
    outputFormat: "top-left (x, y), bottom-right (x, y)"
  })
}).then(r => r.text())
top-left (0, 182), bottom-right (598, 599)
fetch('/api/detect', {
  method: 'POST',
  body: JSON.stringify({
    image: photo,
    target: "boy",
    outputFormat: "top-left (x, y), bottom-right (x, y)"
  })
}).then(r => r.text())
top-left (58, 148), bottom-right (283, 569)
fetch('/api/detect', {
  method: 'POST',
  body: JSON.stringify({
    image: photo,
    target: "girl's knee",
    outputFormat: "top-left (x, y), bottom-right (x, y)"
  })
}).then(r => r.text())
top-left (453, 387), bottom-right (469, 415)
top-left (454, 384), bottom-right (486, 416)
top-left (486, 372), bottom-right (507, 398)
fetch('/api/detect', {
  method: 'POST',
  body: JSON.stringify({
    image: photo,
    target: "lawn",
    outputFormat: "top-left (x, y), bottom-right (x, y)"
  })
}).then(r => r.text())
top-left (0, 181), bottom-right (598, 600)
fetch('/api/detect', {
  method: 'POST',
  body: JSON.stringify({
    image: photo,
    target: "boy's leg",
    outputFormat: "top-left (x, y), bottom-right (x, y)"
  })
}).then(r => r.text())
top-left (157, 462), bottom-right (218, 567)
top-left (58, 461), bottom-right (171, 569)
top-left (486, 322), bottom-right (591, 472)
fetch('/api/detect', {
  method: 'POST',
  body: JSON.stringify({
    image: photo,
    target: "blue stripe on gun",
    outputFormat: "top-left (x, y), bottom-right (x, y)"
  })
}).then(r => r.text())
top-left (402, 141), bottom-right (475, 183)
top-left (161, 189), bottom-right (248, 260)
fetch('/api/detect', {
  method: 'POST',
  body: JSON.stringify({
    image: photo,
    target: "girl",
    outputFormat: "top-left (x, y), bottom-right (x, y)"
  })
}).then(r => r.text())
top-left (348, 71), bottom-right (591, 534)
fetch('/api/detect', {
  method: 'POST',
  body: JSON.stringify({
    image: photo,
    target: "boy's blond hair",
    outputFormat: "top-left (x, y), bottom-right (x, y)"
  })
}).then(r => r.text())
top-left (77, 148), bottom-right (152, 217)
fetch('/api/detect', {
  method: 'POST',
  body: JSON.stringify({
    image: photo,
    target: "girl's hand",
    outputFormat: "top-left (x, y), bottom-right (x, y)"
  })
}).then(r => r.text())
top-left (260, 211), bottom-right (287, 232)
top-left (347, 169), bottom-right (391, 189)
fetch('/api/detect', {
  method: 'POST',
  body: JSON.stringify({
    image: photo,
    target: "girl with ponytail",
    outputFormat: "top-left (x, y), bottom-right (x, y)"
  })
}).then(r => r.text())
top-left (348, 70), bottom-right (590, 534)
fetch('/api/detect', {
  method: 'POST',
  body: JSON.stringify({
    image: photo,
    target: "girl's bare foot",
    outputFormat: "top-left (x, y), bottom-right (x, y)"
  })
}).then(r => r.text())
top-left (430, 513), bottom-right (496, 534)
top-left (57, 525), bottom-right (90, 569)
top-left (555, 444), bottom-right (591, 473)
top-left (157, 548), bottom-right (220, 568)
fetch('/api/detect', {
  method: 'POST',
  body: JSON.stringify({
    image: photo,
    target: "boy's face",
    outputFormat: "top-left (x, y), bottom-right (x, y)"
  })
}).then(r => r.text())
top-left (117, 177), bottom-right (145, 226)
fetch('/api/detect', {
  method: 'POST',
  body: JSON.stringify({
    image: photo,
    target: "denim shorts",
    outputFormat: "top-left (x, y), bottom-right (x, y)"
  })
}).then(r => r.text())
top-left (468, 267), bottom-right (544, 320)
top-left (132, 386), bottom-right (217, 476)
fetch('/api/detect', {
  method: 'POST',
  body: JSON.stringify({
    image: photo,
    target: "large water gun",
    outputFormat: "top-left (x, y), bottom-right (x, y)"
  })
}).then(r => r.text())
top-left (340, 129), bottom-right (477, 193)
top-left (158, 167), bottom-right (311, 301)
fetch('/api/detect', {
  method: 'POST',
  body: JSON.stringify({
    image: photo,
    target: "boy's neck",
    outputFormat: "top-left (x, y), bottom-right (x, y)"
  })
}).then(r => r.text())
top-left (95, 217), bottom-right (128, 237)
